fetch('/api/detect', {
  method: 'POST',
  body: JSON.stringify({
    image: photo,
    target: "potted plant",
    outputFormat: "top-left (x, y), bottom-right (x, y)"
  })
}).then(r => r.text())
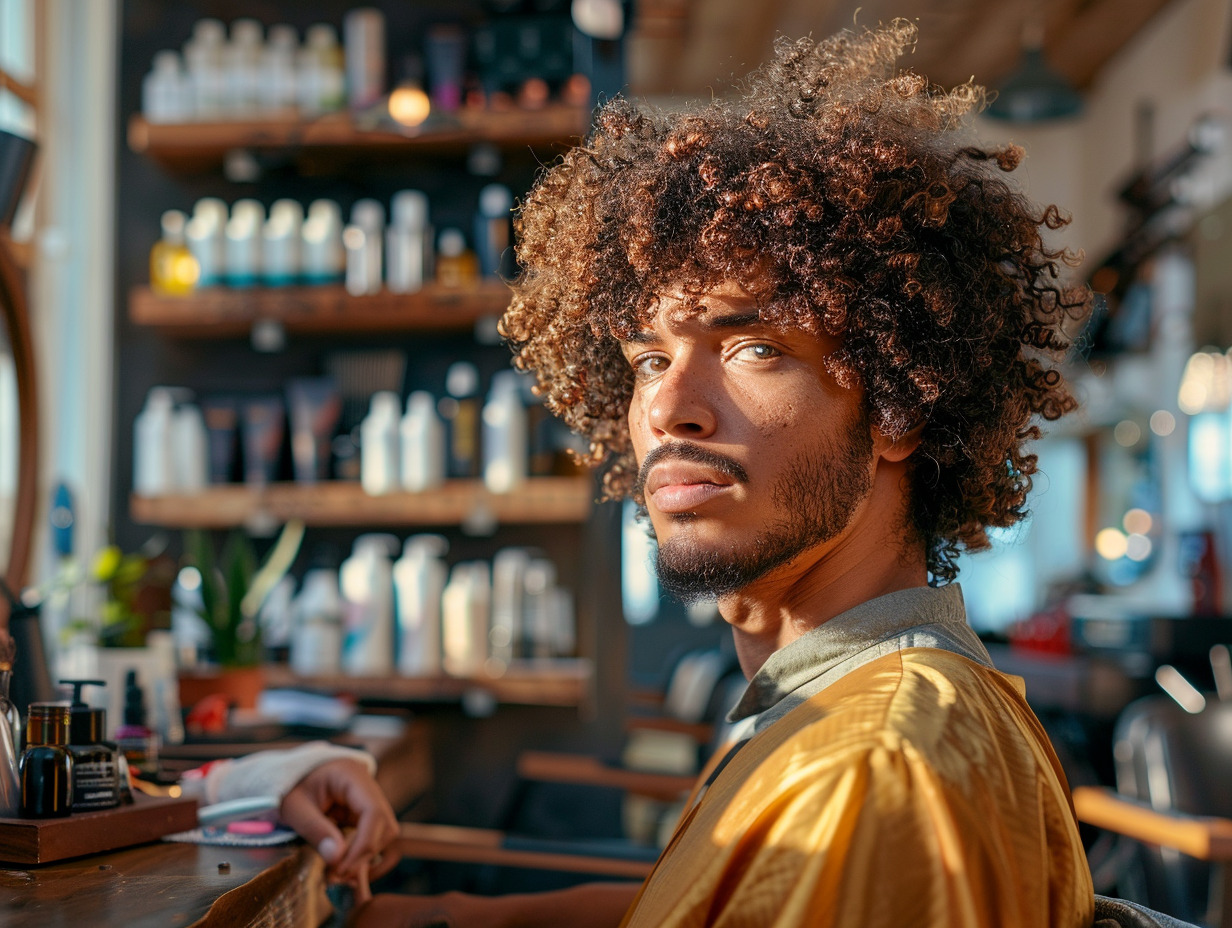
top-left (179, 521), bottom-right (304, 710)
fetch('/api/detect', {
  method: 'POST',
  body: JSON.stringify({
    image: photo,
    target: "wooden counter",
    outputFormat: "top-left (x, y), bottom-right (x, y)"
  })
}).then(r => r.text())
top-left (0, 840), bottom-right (331, 928)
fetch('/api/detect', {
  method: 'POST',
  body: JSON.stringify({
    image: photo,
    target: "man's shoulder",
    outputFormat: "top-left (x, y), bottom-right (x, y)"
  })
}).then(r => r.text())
top-left (764, 647), bottom-right (1040, 767)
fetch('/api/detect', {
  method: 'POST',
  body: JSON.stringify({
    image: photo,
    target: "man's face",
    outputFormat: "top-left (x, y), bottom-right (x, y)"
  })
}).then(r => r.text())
top-left (620, 285), bottom-right (879, 602)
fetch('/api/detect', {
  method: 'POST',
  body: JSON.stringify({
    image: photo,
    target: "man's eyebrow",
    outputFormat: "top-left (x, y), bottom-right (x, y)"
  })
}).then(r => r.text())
top-left (619, 311), bottom-right (767, 344)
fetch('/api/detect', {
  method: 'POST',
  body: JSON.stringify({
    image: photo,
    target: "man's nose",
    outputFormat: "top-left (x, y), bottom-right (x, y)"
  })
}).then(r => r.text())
top-left (646, 359), bottom-right (718, 439)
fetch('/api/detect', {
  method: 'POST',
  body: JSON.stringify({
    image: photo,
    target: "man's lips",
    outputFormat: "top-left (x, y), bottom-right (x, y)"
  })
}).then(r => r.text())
top-left (633, 443), bottom-right (750, 515)
top-left (645, 463), bottom-right (738, 513)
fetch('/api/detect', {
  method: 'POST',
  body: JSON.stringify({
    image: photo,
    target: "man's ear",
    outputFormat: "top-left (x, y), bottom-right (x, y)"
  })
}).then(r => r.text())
top-left (873, 421), bottom-right (925, 463)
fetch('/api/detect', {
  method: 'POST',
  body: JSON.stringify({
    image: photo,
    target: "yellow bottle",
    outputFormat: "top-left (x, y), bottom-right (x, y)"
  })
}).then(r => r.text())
top-left (435, 228), bottom-right (478, 288)
top-left (150, 209), bottom-right (200, 295)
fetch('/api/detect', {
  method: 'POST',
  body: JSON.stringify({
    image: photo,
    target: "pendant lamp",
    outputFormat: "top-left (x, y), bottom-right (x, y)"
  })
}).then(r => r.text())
top-left (986, 23), bottom-right (1082, 122)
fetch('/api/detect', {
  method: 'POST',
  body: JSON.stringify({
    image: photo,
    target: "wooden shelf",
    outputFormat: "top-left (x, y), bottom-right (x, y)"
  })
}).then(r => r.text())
top-left (130, 477), bottom-right (593, 529)
top-left (128, 105), bottom-right (589, 171)
top-left (129, 281), bottom-right (511, 337)
top-left (262, 658), bottom-right (593, 708)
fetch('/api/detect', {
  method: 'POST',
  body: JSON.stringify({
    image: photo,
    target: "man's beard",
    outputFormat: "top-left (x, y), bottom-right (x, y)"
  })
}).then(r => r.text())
top-left (640, 414), bottom-right (873, 603)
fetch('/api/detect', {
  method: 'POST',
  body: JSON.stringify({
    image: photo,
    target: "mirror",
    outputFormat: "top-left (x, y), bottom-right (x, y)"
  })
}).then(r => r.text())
top-left (0, 126), bottom-right (38, 631)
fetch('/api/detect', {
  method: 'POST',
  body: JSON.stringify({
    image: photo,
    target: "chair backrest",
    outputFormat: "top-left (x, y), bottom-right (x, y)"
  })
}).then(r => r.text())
top-left (1112, 694), bottom-right (1232, 923)
top-left (1094, 894), bottom-right (1203, 928)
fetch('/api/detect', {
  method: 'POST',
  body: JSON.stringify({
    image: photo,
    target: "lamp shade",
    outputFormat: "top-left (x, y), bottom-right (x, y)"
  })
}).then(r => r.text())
top-left (0, 129), bottom-right (36, 228)
top-left (986, 48), bottom-right (1082, 122)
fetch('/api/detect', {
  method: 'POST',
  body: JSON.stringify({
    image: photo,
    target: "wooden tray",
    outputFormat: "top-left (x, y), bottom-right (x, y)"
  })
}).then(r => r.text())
top-left (0, 793), bottom-right (199, 865)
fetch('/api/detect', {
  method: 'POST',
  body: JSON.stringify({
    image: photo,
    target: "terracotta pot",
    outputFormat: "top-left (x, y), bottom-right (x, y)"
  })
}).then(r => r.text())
top-left (177, 665), bottom-right (265, 711)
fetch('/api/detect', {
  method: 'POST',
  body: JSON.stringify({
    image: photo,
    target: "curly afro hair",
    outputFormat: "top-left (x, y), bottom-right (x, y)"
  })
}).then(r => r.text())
top-left (501, 20), bottom-right (1089, 584)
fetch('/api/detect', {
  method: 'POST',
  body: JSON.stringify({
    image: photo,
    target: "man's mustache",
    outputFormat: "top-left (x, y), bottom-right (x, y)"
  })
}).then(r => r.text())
top-left (632, 443), bottom-right (750, 498)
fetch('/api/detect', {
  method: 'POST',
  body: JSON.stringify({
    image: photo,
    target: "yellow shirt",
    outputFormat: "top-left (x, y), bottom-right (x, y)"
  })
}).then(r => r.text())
top-left (622, 648), bottom-right (1094, 928)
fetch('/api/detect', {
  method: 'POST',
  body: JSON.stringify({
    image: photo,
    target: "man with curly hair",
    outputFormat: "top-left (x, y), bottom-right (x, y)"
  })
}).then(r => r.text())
top-left (348, 21), bottom-right (1099, 928)
top-left (342, 21), bottom-right (1105, 927)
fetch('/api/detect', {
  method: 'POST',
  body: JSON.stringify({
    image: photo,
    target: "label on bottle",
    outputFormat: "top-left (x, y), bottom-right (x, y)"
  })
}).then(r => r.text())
top-left (71, 757), bottom-right (120, 810)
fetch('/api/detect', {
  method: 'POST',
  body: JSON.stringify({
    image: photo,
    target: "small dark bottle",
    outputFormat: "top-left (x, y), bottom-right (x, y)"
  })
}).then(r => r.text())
top-left (20, 702), bottom-right (74, 818)
top-left (60, 679), bottom-right (121, 811)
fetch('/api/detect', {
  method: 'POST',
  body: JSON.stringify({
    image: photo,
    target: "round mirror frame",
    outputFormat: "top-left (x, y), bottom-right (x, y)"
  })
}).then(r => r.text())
top-left (0, 231), bottom-right (38, 630)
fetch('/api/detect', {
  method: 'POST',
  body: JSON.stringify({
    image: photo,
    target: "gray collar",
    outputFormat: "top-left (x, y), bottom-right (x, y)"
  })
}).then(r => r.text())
top-left (728, 583), bottom-right (991, 732)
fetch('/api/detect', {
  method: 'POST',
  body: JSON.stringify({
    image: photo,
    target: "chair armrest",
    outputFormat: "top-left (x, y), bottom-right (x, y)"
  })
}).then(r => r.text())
top-left (623, 716), bottom-right (713, 742)
top-left (395, 822), bottom-right (654, 879)
top-left (1072, 786), bottom-right (1232, 861)
top-left (516, 750), bottom-right (697, 801)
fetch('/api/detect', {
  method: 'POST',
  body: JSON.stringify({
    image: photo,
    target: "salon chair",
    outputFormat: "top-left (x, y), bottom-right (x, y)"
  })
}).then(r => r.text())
top-left (1075, 677), bottom-right (1232, 928)
top-left (396, 648), bottom-right (745, 887)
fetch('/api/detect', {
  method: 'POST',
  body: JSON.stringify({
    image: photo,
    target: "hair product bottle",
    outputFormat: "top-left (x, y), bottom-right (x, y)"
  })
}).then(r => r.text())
top-left (393, 535), bottom-right (449, 676)
top-left (59, 679), bottom-right (120, 812)
top-left (482, 370), bottom-right (528, 493)
top-left (341, 534), bottom-right (398, 676)
top-left (20, 702), bottom-right (74, 818)
top-left (150, 209), bottom-right (200, 295)
top-left (361, 391), bottom-right (401, 496)
top-left (400, 390), bottom-right (445, 492)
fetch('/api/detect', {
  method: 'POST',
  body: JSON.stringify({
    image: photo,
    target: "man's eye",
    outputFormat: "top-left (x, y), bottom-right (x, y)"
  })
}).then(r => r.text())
top-left (734, 343), bottom-right (782, 361)
top-left (632, 355), bottom-right (669, 376)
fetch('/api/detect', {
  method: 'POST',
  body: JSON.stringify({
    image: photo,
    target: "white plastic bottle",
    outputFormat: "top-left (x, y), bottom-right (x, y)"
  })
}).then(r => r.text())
top-left (442, 561), bottom-right (491, 677)
top-left (361, 391), bottom-right (401, 496)
top-left (184, 19), bottom-right (226, 119)
top-left (302, 199), bottom-right (345, 285)
top-left (340, 534), bottom-right (398, 676)
top-left (393, 535), bottom-right (449, 676)
top-left (142, 50), bottom-right (192, 123)
top-left (225, 199), bottom-right (265, 288)
top-left (186, 197), bottom-right (228, 287)
top-left (134, 387), bottom-right (176, 496)
top-left (263, 199), bottom-right (303, 286)
top-left (482, 370), bottom-right (528, 493)
top-left (490, 548), bottom-right (530, 668)
top-left (345, 198), bottom-right (385, 296)
top-left (290, 564), bottom-right (344, 676)
top-left (171, 401), bottom-right (209, 492)
top-left (386, 190), bottom-right (431, 294)
top-left (400, 391), bottom-right (445, 492)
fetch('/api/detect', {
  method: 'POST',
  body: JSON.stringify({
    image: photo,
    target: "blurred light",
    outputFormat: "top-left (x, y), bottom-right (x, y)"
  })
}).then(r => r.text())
top-left (1178, 350), bottom-right (1231, 414)
top-left (1095, 528), bottom-right (1128, 560)
top-left (1125, 533), bottom-right (1152, 562)
top-left (1149, 409), bottom-right (1176, 436)
top-left (1189, 410), bottom-right (1230, 502)
top-left (1113, 419), bottom-right (1142, 447)
top-left (388, 84), bottom-right (430, 128)
top-left (1123, 508), bottom-right (1153, 535)
top-left (177, 566), bottom-right (202, 591)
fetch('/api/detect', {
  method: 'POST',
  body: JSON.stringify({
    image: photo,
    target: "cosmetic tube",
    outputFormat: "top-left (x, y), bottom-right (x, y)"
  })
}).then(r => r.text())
top-left (241, 395), bottom-right (286, 486)
top-left (286, 377), bottom-right (341, 483)
top-left (201, 396), bottom-right (238, 484)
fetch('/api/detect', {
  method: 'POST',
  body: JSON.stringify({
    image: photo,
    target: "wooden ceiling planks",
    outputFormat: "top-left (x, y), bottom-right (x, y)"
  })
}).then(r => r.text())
top-left (626, 0), bottom-right (1186, 98)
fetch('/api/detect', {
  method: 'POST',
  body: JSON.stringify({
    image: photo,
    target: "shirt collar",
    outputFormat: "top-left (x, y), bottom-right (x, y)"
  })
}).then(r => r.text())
top-left (728, 583), bottom-right (989, 724)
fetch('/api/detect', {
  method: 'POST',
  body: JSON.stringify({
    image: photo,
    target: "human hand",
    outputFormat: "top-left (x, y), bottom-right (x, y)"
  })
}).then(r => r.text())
top-left (279, 757), bottom-right (400, 902)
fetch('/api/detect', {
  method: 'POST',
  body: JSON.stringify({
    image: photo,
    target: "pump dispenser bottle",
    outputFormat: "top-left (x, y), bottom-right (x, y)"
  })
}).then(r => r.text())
top-left (59, 679), bottom-right (120, 811)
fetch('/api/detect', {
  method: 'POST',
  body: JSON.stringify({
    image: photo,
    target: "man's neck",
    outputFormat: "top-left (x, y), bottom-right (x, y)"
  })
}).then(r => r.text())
top-left (718, 465), bottom-right (928, 679)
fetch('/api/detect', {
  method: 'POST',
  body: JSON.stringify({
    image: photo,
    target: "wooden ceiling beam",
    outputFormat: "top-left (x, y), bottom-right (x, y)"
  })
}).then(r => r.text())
top-left (1051, 0), bottom-right (1184, 88)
